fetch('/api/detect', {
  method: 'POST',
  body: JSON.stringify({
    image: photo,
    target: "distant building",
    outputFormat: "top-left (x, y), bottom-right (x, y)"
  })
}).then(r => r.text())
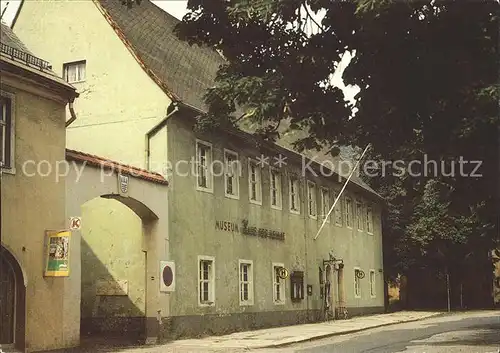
top-left (13, 0), bottom-right (386, 344)
top-left (0, 23), bottom-right (78, 352)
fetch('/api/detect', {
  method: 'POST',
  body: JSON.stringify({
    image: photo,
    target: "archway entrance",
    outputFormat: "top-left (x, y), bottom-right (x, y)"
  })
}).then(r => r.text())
top-left (80, 196), bottom-right (148, 342)
top-left (0, 247), bottom-right (26, 350)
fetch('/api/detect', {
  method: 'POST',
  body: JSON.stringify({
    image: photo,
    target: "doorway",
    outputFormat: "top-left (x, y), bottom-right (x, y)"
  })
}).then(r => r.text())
top-left (0, 252), bottom-right (15, 345)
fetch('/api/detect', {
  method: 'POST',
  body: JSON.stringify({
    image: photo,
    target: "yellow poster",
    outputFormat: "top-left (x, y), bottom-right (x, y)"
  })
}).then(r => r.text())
top-left (44, 230), bottom-right (71, 277)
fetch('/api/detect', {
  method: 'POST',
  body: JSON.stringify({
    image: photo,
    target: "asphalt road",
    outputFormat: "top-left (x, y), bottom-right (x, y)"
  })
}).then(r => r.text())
top-left (270, 311), bottom-right (500, 353)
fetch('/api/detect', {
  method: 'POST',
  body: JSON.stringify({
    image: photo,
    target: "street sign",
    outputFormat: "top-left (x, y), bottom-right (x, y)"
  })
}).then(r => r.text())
top-left (69, 217), bottom-right (81, 230)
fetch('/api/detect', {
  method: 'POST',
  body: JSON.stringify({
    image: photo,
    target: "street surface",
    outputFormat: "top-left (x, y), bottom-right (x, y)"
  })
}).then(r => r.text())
top-left (271, 311), bottom-right (500, 353)
top-left (35, 311), bottom-right (499, 353)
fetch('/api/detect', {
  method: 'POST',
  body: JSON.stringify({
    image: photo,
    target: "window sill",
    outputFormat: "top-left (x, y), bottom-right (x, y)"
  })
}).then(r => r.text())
top-left (367, 232), bottom-right (374, 236)
top-left (354, 295), bottom-right (361, 299)
top-left (271, 204), bottom-right (282, 211)
top-left (290, 209), bottom-right (300, 215)
top-left (1, 167), bottom-right (16, 175)
top-left (67, 80), bottom-right (86, 84)
top-left (196, 186), bottom-right (214, 194)
top-left (225, 193), bottom-right (239, 200)
top-left (308, 215), bottom-right (317, 220)
top-left (250, 199), bottom-right (262, 206)
top-left (198, 302), bottom-right (215, 307)
top-left (239, 301), bottom-right (254, 307)
top-left (273, 301), bottom-right (286, 305)
top-left (335, 223), bottom-right (343, 227)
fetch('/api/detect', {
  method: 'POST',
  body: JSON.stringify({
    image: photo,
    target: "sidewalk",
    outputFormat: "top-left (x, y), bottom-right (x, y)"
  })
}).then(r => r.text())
top-left (37, 311), bottom-right (442, 353)
top-left (166, 311), bottom-right (442, 350)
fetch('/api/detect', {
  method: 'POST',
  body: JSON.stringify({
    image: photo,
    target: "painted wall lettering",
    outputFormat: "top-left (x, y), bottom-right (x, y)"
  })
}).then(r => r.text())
top-left (215, 219), bottom-right (285, 241)
top-left (215, 220), bottom-right (239, 233)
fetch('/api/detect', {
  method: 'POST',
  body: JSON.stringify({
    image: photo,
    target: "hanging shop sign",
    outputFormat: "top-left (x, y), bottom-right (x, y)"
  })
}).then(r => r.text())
top-left (214, 219), bottom-right (285, 241)
top-left (44, 230), bottom-right (71, 277)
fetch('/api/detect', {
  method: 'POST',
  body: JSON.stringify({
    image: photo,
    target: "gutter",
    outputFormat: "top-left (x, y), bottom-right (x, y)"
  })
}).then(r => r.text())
top-left (145, 102), bottom-right (180, 170)
top-left (65, 100), bottom-right (77, 128)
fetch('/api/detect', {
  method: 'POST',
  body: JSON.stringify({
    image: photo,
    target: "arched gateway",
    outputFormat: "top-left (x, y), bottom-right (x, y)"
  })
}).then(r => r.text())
top-left (0, 246), bottom-right (26, 350)
top-left (65, 149), bottom-right (169, 344)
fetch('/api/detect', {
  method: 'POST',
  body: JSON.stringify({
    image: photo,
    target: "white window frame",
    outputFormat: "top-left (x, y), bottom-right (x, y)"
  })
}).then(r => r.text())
top-left (320, 187), bottom-right (330, 223)
top-left (238, 259), bottom-right (254, 306)
top-left (333, 192), bottom-right (343, 227)
top-left (224, 149), bottom-right (240, 199)
top-left (198, 255), bottom-right (215, 306)
top-left (356, 201), bottom-right (364, 231)
top-left (369, 269), bottom-right (376, 298)
top-left (366, 205), bottom-right (374, 235)
top-left (354, 267), bottom-right (362, 298)
top-left (270, 168), bottom-right (282, 210)
top-left (195, 139), bottom-right (213, 193)
top-left (307, 181), bottom-right (317, 219)
top-left (272, 262), bottom-right (286, 305)
top-left (63, 60), bottom-right (86, 83)
top-left (289, 176), bottom-right (300, 215)
top-left (248, 159), bottom-right (262, 205)
top-left (345, 197), bottom-right (353, 229)
top-left (0, 91), bottom-right (15, 174)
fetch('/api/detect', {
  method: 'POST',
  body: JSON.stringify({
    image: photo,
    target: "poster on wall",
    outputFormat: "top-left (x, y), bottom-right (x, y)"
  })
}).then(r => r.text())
top-left (44, 230), bottom-right (71, 277)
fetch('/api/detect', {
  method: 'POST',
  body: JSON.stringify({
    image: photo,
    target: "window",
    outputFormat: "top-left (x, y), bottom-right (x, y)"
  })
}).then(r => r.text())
top-left (307, 181), bottom-right (317, 219)
top-left (333, 192), bottom-right (343, 226)
top-left (345, 197), bottom-right (353, 228)
top-left (370, 270), bottom-right (376, 298)
top-left (320, 187), bottom-right (330, 223)
top-left (224, 149), bottom-right (239, 199)
top-left (354, 268), bottom-right (362, 298)
top-left (289, 176), bottom-right (300, 214)
top-left (272, 263), bottom-right (286, 304)
top-left (0, 95), bottom-right (14, 171)
top-left (63, 60), bottom-right (86, 83)
top-left (356, 201), bottom-right (364, 231)
top-left (366, 205), bottom-right (374, 234)
top-left (290, 271), bottom-right (304, 301)
top-left (270, 169), bottom-right (282, 210)
top-left (198, 256), bottom-right (215, 306)
top-left (239, 260), bottom-right (254, 305)
top-left (248, 159), bottom-right (262, 205)
top-left (196, 140), bottom-right (213, 192)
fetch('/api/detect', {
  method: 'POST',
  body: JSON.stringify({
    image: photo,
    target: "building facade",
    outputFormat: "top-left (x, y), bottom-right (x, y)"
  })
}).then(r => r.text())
top-left (0, 24), bottom-right (79, 352)
top-left (160, 114), bottom-right (384, 338)
top-left (13, 0), bottom-right (385, 344)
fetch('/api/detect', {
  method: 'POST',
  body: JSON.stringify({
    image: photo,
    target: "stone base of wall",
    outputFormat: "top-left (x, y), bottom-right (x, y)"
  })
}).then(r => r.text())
top-left (80, 307), bottom-right (385, 343)
top-left (81, 317), bottom-right (145, 341)
top-left (158, 306), bottom-right (384, 342)
top-left (347, 306), bottom-right (385, 317)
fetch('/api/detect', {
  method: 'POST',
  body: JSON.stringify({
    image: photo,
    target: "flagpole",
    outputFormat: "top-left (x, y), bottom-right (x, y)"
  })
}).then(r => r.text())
top-left (313, 144), bottom-right (371, 241)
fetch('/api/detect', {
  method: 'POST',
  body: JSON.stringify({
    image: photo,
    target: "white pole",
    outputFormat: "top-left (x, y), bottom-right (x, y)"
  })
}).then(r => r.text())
top-left (313, 144), bottom-right (371, 241)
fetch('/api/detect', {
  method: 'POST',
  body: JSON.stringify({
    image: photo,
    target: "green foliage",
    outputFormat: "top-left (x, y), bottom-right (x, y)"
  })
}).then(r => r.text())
top-left (175, 0), bottom-right (499, 277)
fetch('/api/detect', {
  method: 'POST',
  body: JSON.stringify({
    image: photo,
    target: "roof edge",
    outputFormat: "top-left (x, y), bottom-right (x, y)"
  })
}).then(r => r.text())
top-left (65, 149), bottom-right (168, 185)
top-left (91, 0), bottom-right (180, 103)
top-left (10, 0), bottom-right (24, 29)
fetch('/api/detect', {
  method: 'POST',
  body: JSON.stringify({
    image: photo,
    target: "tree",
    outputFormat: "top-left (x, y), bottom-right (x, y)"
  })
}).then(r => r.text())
top-left (174, 0), bottom-right (498, 303)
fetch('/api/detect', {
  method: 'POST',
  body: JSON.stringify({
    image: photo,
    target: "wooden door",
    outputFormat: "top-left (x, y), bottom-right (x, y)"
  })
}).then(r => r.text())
top-left (0, 253), bottom-right (15, 344)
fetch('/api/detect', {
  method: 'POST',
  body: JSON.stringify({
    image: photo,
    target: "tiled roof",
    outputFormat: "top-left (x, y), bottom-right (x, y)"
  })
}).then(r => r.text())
top-left (93, 0), bottom-right (378, 197)
top-left (66, 149), bottom-right (168, 185)
top-left (95, 0), bottom-right (225, 112)
top-left (0, 22), bottom-right (32, 54)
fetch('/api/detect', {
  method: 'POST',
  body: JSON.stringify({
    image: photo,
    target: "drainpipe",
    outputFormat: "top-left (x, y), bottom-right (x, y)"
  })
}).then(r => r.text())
top-left (145, 102), bottom-right (179, 170)
top-left (65, 100), bottom-right (77, 128)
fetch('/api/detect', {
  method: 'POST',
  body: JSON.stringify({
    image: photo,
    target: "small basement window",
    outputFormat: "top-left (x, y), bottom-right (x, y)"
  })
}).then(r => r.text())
top-left (290, 271), bottom-right (304, 301)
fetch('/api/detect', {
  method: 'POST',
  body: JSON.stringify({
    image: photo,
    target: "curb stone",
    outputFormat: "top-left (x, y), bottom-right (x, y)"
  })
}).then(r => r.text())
top-left (261, 313), bottom-right (446, 349)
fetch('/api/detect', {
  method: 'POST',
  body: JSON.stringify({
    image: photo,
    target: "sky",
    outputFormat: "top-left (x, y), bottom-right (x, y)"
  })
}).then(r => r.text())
top-left (0, 0), bottom-right (358, 105)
